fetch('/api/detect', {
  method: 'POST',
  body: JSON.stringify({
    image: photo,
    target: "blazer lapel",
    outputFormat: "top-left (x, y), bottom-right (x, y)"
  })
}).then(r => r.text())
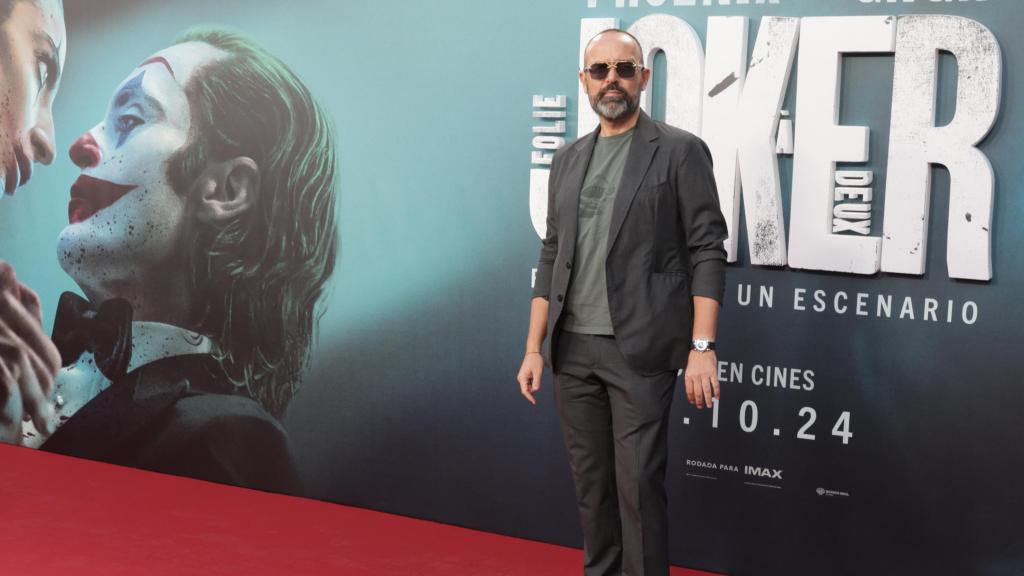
top-left (607, 112), bottom-right (659, 255)
top-left (559, 129), bottom-right (598, 260)
top-left (40, 355), bottom-right (218, 460)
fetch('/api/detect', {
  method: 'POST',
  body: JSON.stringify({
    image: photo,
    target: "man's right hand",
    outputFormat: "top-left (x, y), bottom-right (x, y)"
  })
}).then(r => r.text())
top-left (0, 262), bottom-right (61, 445)
top-left (517, 352), bottom-right (544, 405)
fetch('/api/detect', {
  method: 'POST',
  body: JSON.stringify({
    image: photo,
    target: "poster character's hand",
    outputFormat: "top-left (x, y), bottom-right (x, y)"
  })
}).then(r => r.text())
top-left (0, 263), bottom-right (61, 444)
top-left (684, 350), bottom-right (720, 410)
top-left (517, 352), bottom-right (544, 405)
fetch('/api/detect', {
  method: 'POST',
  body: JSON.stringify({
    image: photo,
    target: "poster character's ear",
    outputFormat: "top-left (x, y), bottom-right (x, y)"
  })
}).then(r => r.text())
top-left (194, 157), bottom-right (261, 224)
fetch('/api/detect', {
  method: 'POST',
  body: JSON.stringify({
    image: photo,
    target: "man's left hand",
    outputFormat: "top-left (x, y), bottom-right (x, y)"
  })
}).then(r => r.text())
top-left (0, 263), bottom-right (60, 444)
top-left (684, 350), bottom-right (719, 410)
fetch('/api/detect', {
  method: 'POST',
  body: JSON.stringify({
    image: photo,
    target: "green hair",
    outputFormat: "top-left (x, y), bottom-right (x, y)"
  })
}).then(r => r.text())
top-left (168, 27), bottom-right (338, 419)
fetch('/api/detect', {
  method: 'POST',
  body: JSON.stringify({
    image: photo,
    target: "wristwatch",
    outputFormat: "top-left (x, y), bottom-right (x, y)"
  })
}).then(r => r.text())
top-left (690, 339), bottom-right (716, 353)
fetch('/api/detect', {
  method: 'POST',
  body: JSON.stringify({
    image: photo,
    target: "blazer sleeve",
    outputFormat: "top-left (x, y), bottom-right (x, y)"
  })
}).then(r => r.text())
top-left (676, 137), bottom-right (728, 303)
top-left (531, 151), bottom-right (564, 300)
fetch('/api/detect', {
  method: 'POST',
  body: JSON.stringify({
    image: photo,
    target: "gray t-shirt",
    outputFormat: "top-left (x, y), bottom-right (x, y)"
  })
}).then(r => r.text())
top-left (563, 128), bottom-right (634, 335)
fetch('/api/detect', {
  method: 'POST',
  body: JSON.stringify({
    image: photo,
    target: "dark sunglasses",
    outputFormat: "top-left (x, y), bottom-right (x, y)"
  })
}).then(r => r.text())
top-left (584, 60), bottom-right (643, 80)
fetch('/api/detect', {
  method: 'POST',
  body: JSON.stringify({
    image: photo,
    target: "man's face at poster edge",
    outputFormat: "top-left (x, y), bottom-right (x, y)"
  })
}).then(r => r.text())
top-left (0, 0), bottom-right (66, 197)
top-left (57, 41), bottom-right (227, 306)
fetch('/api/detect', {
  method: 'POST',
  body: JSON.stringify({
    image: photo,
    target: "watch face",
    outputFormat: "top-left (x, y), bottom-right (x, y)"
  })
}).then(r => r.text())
top-left (694, 339), bottom-right (709, 352)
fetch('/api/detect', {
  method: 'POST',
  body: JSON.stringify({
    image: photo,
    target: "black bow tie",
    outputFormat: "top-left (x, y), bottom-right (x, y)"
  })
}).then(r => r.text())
top-left (52, 292), bottom-right (133, 380)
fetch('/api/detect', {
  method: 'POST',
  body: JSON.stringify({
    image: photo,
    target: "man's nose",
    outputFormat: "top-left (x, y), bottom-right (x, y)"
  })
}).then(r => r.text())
top-left (69, 131), bottom-right (102, 169)
top-left (604, 67), bottom-right (621, 83)
top-left (28, 108), bottom-right (56, 166)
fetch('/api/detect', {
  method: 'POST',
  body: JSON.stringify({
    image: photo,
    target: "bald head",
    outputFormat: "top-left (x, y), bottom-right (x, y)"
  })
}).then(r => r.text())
top-left (578, 28), bottom-right (650, 128)
top-left (584, 29), bottom-right (644, 67)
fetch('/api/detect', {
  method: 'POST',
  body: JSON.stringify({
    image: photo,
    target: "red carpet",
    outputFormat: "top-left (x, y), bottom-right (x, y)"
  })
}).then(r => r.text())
top-left (0, 444), bottom-right (723, 575)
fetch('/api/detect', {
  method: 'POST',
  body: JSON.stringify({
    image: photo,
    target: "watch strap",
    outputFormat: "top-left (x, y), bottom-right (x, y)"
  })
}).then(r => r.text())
top-left (690, 339), bottom-right (716, 352)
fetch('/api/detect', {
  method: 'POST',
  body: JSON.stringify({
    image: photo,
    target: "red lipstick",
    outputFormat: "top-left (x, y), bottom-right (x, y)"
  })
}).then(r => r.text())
top-left (68, 175), bottom-right (137, 224)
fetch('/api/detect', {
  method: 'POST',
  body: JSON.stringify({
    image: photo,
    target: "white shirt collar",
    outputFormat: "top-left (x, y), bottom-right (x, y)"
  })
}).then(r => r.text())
top-left (128, 321), bottom-right (214, 373)
top-left (20, 323), bottom-right (215, 448)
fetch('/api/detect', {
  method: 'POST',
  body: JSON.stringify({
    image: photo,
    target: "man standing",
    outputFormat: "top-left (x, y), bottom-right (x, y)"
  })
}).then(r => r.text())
top-left (517, 29), bottom-right (728, 575)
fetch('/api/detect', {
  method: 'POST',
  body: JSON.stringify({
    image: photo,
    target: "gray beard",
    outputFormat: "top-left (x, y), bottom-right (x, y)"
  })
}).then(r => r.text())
top-left (592, 93), bottom-right (636, 121)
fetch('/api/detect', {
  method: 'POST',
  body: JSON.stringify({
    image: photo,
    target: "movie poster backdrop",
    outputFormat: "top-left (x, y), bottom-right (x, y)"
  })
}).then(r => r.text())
top-left (0, 1), bottom-right (1019, 574)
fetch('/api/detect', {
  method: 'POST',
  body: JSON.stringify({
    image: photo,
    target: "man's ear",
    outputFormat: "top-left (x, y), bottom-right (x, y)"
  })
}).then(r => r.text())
top-left (193, 157), bottom-right (260, 225)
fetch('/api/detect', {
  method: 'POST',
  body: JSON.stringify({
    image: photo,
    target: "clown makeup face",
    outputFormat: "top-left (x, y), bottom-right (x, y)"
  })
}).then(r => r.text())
top-left (0, 0), bottom-right (65, 196)
top-left (58, 41), bottom-right (226, 316)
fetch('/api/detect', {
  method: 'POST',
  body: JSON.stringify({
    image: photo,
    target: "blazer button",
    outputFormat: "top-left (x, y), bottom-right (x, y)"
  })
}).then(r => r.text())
top-left (557, 294), bottom-right (564, 303)
top-left (565, 261), bottom-right (572, 269)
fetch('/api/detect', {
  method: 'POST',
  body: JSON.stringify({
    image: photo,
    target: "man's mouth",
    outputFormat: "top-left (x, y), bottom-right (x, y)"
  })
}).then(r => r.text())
top-left (600, 84), bottom-right (625, 100)
top-left (2, 144), bottom-right (32, 196)
top-left (68, 175), bottom-right (137, 224)
top-left (1, 163), bottom-right (13, 197)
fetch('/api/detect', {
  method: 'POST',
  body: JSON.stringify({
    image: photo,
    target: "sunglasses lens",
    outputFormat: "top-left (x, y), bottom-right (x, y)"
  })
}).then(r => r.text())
top-left (616, 62), bottom-right (637, 78)
top-left (588, 63), bottom-right (610, 80)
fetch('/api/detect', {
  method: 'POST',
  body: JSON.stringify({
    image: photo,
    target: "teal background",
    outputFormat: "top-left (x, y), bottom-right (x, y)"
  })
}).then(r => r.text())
top-left (2, 1), bottom-right (1022, 574)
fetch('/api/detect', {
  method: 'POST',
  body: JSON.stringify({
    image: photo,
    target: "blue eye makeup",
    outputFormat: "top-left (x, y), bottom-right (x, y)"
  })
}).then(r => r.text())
top-left (112, 72), bottom-right (147, 149)
top-left (115, 115), bottom-right (145, 146)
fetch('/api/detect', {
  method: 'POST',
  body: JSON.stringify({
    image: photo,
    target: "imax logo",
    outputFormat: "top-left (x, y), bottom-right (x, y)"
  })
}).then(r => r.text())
top-left (745, 465), bottom-right (783, 480)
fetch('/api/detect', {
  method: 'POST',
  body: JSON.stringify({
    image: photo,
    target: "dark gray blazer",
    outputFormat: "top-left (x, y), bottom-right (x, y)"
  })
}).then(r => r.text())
top-left (533, 112), bottom-right (727, 375)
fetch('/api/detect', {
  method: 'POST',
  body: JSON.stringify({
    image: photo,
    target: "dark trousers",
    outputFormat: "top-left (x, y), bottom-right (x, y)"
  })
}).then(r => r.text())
top-left (553, 331), bottom-right (677, 576)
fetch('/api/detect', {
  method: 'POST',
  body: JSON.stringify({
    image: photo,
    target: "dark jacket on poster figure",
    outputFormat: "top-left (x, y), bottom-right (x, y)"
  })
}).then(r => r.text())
top-left (40, 354), bottom-right (302, 494)
top-left (533, 111), bottom-right (728, 374)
